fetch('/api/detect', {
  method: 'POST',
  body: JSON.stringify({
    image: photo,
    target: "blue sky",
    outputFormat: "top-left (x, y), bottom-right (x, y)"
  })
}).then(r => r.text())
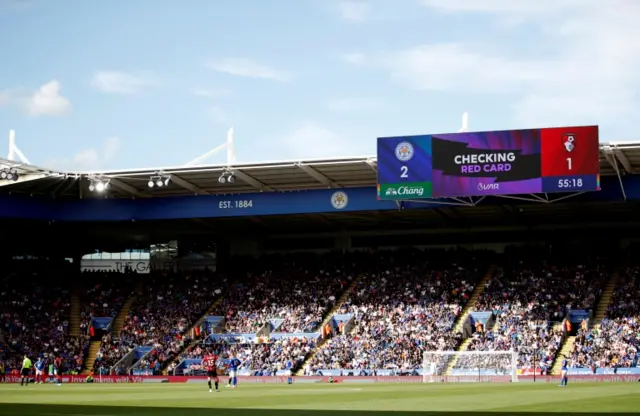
top-left (0, 0), bottom-right (638, 171)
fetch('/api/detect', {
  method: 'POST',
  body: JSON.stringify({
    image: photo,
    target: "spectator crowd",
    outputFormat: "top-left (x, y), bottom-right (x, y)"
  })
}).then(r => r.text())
top-left (95, 270), bottom-right (224, 374)
top-left (309, 250), bottom-right (482, 372)
top-left (467, 259), bottom-right (609, 370)
top-left (0, 272), bottom-right (88, 374)
top-left (213, 253), bottom-right (354, 334)
top-left (173, 336), bottom-right (316, 376)
top-left (2, 249), bottom-right (639, 379)
top-left (570, 266), bottom-right (640, 369)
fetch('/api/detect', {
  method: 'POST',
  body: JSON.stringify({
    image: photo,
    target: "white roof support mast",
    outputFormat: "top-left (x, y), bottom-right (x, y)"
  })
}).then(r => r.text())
top-left (7, 129), bottom-right (30, 165)
top-left (459, 112), bottom-right (469, 133)
top-left (185, 127), bottom-right (236, 166)
top-left (1, 130), bottom-right (49, 187)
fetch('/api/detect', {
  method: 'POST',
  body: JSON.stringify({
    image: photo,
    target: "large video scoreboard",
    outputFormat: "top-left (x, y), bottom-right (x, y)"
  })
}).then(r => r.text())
top-left (377, 125), bottom-right (600, 199)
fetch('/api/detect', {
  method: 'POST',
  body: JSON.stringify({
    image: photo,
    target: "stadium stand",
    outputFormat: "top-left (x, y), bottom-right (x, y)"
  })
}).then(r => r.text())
top-left (569, 266), bottom-right (639, 370)
top-left (173, 336), bottom-right (316, 376)
top-left (94, 270), bottom-right (224, 375)
top-left (464, 248), bottom-right (611, 374)
top-left (2, 247), bottom-right (639, 380)
top-left (210, 253), bottom-right (354, 334)
top-left (0, 269), bottom-right (88, 374)
top-left (307, 249), bottom-right (485, 375)
top-left (81, 272), bottom-right (134, 321)
top-left (3, 138), bottom-right (640, 383)
top-left (168, 252), bottom-right (357, 375)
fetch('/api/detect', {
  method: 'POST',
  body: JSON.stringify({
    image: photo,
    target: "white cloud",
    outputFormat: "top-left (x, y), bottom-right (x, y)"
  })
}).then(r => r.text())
top-left (384, 1), bottom-right (640, 128)
top-left (91, 71), bottom-right (157, 94)
top-left (420, 0), bottom-right (588, 16)
top-left (207, 58), bottom-right (289, 82)
top-left (337, 1), bottom-right (371, 22)
top-left (341, 52), bottom-right (366, 65)
top-left (25, 80), bottom-right (71, 116)
top-left (326, 97), bottom-right (384, 113)
top-left (48, 136), bottom-right (121, 170)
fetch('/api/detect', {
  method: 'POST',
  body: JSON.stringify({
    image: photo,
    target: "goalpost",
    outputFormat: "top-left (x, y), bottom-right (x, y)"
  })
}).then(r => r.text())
top-left (422, 350), bottom-right (518, 383)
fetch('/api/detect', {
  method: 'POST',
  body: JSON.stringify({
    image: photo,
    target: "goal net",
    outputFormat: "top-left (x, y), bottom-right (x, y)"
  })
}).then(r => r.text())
top-left (422, 350), bottom-right (518, 383)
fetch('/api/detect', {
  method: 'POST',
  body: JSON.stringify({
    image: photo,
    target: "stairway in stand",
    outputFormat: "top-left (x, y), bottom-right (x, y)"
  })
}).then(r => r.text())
top-left (294, 275), bottom-right (363, 376)
top-left (318, 276), bottom-right (362, 331)
top-left (81, 341), bottom-right (102, 375)
top-left (550, 271), bottom-right (619, 376)
top-left (453, 266), bottom-right (494, 333)
top-left (161, 295), bottom-right (226, 375)
top-left (80, 281), bottom-right (142, 375)
top-left (111, 281), bottom-right (143, 337)
top-left (593, 272), bottom-right (619, 328)
top-left (550, 336), bottom-right (576, 375)
top-left (444, 266), bottom-right (494, 375)
top-left (69, 288), bottom-right (82, 337)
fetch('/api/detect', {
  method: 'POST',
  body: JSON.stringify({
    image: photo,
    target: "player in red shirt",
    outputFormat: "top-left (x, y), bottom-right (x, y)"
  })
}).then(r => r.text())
top-left (201, 351), bottom-right (219, 393)
top-left (53, 357), bottom-right (63, 386)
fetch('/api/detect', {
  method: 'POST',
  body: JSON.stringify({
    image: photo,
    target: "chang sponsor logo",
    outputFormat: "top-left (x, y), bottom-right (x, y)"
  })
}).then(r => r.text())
top-left (384, 185), bottom-right (425, 197)
top-left (397, 185), bottom-right (425, 197)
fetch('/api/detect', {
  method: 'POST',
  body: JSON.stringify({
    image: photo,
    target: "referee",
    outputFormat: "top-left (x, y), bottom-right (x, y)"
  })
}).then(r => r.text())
top-left (20, 355), bottom-right (32, 386)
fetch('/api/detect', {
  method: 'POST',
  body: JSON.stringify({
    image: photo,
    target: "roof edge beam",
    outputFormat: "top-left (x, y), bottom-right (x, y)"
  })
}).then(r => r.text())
top-left (232, 170), bottom-right (275, 192)
top-left (295, 163), bottom-right (339, 188)
top-left (110, 178), bottom-right (149, 198)
top-left (52, 178), bottom-right (77, 197)
top-left (612, 146), bottom-right (634, 174)
top-left (365, 158), bottom-right (377, 172)
top-left (0, 173), bottom-right (48, 188)
top-left (170, 174), bottom-right (210, 195)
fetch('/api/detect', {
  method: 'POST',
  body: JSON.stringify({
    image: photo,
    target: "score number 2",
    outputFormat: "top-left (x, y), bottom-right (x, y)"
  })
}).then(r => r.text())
top-left (400, 166), bottom-right (409, 178)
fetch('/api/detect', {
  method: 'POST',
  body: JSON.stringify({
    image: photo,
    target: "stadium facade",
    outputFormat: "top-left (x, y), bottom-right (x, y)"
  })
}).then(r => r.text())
top-left (1, 126), bottom-right (640, 381)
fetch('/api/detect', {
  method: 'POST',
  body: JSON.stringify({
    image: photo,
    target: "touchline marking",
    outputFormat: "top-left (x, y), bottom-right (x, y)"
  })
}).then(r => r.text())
top-left (41, 413), bottom-right (117, 416)
top-left (297, 388), bottom-right (363, 392)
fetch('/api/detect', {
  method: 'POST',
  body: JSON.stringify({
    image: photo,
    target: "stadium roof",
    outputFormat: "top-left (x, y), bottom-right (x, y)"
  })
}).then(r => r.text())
top-left (1, 141), bottom-right (640, 199)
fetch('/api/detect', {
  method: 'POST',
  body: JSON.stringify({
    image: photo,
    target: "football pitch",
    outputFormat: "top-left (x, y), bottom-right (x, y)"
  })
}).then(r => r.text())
top-left (0, 382), bottom-right (638, 415)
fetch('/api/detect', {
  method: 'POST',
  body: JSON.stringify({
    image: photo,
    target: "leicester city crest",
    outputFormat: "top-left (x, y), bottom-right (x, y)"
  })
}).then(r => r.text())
top-left (331, 191), bottom-right (348, 210)
top-left (395, 141), bottom-right (414, 162)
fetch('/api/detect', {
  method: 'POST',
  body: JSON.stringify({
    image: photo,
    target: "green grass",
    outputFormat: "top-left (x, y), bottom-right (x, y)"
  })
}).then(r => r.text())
top-left (0, 382), bottom-right (638, 415)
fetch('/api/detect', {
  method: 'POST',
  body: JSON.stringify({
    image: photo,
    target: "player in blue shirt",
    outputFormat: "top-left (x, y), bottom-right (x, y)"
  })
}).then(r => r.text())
top-left (559, 355), bottom-right (569, 386)
top-left (34, 357), bottom-right (45, 384)
top-left (226, 357), bottom-right (241, 389)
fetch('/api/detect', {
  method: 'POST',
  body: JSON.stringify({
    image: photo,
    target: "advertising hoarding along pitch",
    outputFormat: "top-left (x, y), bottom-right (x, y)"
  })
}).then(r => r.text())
top-left (377, 125), bottom-right (600, 199)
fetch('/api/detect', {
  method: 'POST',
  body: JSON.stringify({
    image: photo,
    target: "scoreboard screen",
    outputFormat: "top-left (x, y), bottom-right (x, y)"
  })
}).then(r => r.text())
top-left (377, 125), bottom-right (600, 199)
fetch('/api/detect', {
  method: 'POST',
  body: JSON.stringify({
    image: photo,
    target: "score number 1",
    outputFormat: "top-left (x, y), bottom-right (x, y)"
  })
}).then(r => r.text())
top-left (400, 166), bottom-right (409, 178)
top-left (567, 158), bottom-right (572, 171)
